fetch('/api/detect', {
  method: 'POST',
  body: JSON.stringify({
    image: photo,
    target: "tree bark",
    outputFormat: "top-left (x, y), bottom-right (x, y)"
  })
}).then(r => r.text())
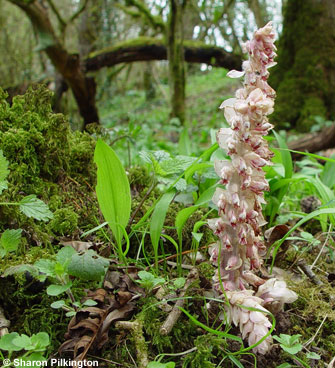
top-left (9, 0), bottom-right (99, 129)
top-left (85, 38), bottom-right (242, 71)
top-left (288, 124), bottom-right (335, 158)
top-left (270, 0), bottom-right (335, 132)
top-left (167, 0), bottom-right (186, 124)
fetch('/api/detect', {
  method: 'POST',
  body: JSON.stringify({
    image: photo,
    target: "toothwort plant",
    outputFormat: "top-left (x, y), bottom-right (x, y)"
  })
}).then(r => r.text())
top-left (208, 22), bottom-right (297, 354)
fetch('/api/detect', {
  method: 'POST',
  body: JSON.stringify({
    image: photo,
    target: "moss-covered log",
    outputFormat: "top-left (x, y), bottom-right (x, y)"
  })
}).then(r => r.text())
top-left (270, 0), bottom-right (335, 132)
top-left (85, 37), bottom-right (242, 72)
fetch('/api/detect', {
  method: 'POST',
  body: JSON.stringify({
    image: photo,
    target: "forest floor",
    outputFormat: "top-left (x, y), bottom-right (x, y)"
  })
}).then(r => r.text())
top-left (0, 69), bottom-right (334, 368)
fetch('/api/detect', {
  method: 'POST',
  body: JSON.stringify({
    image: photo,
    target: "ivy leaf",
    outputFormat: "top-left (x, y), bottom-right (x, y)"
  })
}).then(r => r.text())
top-left (68, 250), bottom-right (109, 281)
top-left (0, 150), bottom-right (9, 195)
top-left (19, 195), bottom-right (53, 221)
top-left (0, 229), bottom-right (22, 256)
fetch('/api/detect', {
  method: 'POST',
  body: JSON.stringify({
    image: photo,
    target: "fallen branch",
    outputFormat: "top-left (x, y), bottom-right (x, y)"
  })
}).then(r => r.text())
top-left (160, 268), bottom-right (199, 336)
top-left (115, 320), bottom-right (148, 368)
top-left (297, 259), bottom-right (323, 286)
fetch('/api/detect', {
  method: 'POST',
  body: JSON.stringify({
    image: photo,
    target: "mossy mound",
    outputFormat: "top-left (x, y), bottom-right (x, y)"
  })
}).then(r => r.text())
top-left (270, 0), bottom-right (335, 131)
top-left (0, 85), bottom-right (98, 240)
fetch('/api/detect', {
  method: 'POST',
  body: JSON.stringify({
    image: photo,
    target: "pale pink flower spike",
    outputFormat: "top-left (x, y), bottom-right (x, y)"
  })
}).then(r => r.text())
top-left (208, 22), bottom-right (297, 354)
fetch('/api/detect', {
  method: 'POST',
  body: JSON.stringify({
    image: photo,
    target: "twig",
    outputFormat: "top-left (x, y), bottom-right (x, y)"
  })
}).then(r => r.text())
top-left (166, 261), bottom-right (194, 270)
top-left (328, 355), bottom-right (335, 368)
top-left (115, 320), bottom-right (148, 368)
top-left (311, 224), bottom-right (333, 270)
top-left (297, 259), bottom-right (323, 286)
top-left (0, 307), bottom-right (10, 337)
top-left (304, 315), bottom-right (327, 347)
top-left (160, 268), bottom-right (199, 336)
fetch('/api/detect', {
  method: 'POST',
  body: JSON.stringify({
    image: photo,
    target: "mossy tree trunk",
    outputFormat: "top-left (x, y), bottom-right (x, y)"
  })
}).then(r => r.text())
top-left (8, 0), bottom-right (100, 130)
top-left (270, 0), bottom-right (335, 132)
top-left (167, 0), bottom-right (186, 125)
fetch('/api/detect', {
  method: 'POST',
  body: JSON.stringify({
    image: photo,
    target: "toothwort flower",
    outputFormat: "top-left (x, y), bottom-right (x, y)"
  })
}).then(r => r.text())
top-left (209, 22), bottom-right (297, 354)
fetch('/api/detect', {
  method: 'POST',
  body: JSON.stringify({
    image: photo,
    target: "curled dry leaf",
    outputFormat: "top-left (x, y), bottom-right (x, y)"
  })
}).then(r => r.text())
top-left (59, 266), bottom-right (144, 362)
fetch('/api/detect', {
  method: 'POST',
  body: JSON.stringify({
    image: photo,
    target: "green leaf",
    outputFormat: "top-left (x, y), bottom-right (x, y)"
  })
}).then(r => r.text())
top-left (94, 139), bottom-right (131, 247)
top-left (83, 299), bottom-right (98, 306)
top-left (173, 277), bottom-right (186, 289)
top-left (2, 264), bottom-right (38, 277)
top-left (56, 246), bottom-right (76, 268)
top-left (30, 332), bottom-right (49, 349)
top-left (34, 259), bottom-right (56, 278)
top-left (306, 352), bottom-right (320, 360)
top-left (0, 229), bottom-right (22, 256)
top-left (12, 334), bottom-right (33, 350)
top-left (147, 362), bottom-right (175, 368)
top-left (178, 127), bottom-right (192, 156)
top-left (22, 353), bottom-right (47, 364)
top-left (68, 250), bottom-right (109, 281)
top-left (228, 355), bottom-right (244, 368)
top-left (19, 195), bottom-right (53, 221)
top-left (0, 150), bottom-right (9, 195)
top-left (150, 190), bottom-right (176, 262)
top-left (0, 332), bottom-right (22, 351)
top-left (66, 311), bottom-right (76, 317)
top-left (281, 344), bottom-right (303, 355)
top-left (175, 205), bottom-right (199, 246)
top-left (47, 282), bottom-right (72, 296)
top-left (50, 300), bottom-right (66, 309)
top-left (195, 184), bottom-right (217, 205)
top-left (276, 364), bottom-right (292, 368)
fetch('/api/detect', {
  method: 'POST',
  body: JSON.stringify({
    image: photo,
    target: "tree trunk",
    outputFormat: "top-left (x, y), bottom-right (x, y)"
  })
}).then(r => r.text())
top-left (9, 0), bottom-right (99, 129)
top-left (288, 124), bottom-right (335, 158)
top-left (270, 0), bottom-right (335, 132)
top-left (167, 0), bottom-right (186, 124)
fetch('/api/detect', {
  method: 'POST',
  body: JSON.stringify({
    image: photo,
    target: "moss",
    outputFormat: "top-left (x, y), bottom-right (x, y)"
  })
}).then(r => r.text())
top-left (49, 208), bottom-right (79, 236)
top-left (296, 96), bottom-right (327, 132)
top-left (0, 84), bottom-right (99, 242)
top-left (269, 0), bottom-right (335, 131)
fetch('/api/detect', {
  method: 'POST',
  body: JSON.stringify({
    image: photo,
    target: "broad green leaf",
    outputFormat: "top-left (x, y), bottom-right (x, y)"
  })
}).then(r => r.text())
top-left (56, 246), bottom-right (76, 267)
top-left (276, 364), bottom-right (292, 368)
top-left (150, 189), bottom-right (176, 263)
top-left (94, 139), bottom-right (131, 247)
top-left (68, 250), bottom-right (109, 281)
top-left (47, 282), bottom-right (72, 296)
top-left (0, 150), bottom-right (9, 195)
top-left (19, 195), bottom-right (53, 221)
top-left (184, 162), bottom-right (213, 182)
top-left (0, 332), bottom-right (21, 351)
top-left (0, 229), bottom-right (22, 256)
